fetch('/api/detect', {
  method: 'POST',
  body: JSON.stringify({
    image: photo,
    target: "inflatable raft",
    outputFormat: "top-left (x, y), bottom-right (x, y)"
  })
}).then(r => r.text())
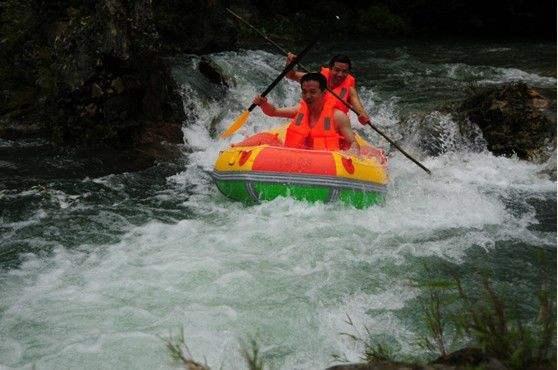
top-left (211, 125), bottom-right (389, 208)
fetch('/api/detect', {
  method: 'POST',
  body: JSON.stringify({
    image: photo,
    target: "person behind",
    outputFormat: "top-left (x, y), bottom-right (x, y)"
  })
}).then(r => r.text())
top-left (253, 72), bottom-right (359, 152)
top-left (286, 53), bottom-right (370, 125)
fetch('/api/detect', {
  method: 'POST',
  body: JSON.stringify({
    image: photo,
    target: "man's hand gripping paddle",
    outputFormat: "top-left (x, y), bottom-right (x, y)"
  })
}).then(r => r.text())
top-left (220, 38), bottom-right (318, 138)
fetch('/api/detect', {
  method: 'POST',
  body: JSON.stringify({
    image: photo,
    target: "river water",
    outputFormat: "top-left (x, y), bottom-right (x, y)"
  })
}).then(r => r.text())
top-left (0, 40), bottom-right (556, 369)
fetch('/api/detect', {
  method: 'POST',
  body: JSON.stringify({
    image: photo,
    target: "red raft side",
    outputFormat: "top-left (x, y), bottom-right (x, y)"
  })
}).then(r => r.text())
top-left (252, 147), bottom-right (337, 176)
top-left (230, 126), bottom-right (387, 175)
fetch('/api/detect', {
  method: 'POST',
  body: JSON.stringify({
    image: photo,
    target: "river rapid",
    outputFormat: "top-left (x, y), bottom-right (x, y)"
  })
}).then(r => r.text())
top-left (0, 40), bottom-right (556, 369)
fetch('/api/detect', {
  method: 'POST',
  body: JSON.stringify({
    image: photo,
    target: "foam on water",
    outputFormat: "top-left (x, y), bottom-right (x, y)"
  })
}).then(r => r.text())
top-left (0, 48), bottom-right (555, 369)
top-left (480, 66), bottom-right (557, 87)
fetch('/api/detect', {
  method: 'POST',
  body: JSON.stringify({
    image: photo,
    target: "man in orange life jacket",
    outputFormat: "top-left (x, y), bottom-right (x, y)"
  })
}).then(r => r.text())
top-left (253, 72), bottom-right (359, 152)
top-left (285, 53), bottom-right (370, 125)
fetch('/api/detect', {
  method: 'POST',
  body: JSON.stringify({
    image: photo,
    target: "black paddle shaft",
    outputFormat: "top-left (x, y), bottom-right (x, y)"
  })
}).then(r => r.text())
top-left (247, 37), bottom-right (318, 112)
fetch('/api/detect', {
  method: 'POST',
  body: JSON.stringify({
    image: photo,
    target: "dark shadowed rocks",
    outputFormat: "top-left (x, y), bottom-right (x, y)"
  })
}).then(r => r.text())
top-left (325, 348), bottom-right (509, 370)
top-left (457, 82), bottom-right (555, 162)
top-left (0, 0), bottom-right (238, 174)
top-left (407, 83), bottom-right (556, 163)
top-left (199, 56), bottom-right (231, 89)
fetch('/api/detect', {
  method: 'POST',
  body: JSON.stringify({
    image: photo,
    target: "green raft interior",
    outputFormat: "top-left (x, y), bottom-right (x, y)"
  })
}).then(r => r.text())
top-left (215, 179), bottom-right (384, 208)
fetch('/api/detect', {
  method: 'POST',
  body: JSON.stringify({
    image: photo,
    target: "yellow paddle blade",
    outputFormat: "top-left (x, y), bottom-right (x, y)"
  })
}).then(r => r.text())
top-left (220, 110), bottom-right (250, 138)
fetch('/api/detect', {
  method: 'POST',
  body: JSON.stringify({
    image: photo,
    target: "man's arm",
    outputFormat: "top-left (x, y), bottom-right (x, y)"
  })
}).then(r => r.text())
top-left (253, 96), bottom-right (298, 118)
top-left (334, 110), bottom-right (359, 150)
top-left (285, 53), bottom-right (307, 82)
top-left (348, 86), bottom-right (370, 125)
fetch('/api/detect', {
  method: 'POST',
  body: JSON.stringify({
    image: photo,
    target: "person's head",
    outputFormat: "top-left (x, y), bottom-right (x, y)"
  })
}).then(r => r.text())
top-left (328, 55), bottom-right (351, 86)
top-left (300, 72), bottom-right (327, 106)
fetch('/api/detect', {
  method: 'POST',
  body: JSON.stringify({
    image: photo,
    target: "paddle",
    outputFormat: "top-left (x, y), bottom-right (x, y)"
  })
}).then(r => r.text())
top-left (225, 8), bottom-right (431, 175)
top-left (220, 37), bottom-right (318, 138)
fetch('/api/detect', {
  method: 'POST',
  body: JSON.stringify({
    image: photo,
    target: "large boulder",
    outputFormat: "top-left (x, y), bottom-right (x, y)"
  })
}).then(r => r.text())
top-left (402, 111), bottom-right (487, 157)
top-left (325, 347), bottom-right (508, 370)
top-left (44, 0), bottom-right (186, 148)
top-left (457, 83), bottom-right (556, 162)
top-left (0, 0), bottom-right (238, 173)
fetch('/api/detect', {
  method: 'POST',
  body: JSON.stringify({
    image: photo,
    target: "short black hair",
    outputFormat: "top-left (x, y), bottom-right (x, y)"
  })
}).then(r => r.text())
top-left (300, 72), bottom-right (327, 91)
top-left (328, 54), bottom-right (351, 70)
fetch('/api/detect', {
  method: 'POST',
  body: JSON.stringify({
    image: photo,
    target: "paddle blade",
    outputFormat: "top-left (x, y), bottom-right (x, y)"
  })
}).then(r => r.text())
top-left (220, 110), bottom-right (250, 138)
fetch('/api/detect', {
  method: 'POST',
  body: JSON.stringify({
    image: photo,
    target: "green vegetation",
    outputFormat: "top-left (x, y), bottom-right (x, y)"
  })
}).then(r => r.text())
top-left (240, 337), bottom-right (266, 370)
top-left (410, 262), bottom-right (556, 369)
top-left (159, 328), bottom-right (210, 370)
top-left (328, 260), bottom-right (555, 369)
top-left (161, 330), bottom-right (269, 370)
top-left (452, 274), bottom-right (556, 369)
top-left (416, 288), bottom-right (451, 358)
top-left (160, 263), bottom-right (555, 369)
top-left (333, 314), bottom-right (396, 364)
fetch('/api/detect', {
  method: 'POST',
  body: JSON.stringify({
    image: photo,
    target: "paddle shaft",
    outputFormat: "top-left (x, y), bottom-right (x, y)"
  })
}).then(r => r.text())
top-left (247, 37), bottom-right (318, 112)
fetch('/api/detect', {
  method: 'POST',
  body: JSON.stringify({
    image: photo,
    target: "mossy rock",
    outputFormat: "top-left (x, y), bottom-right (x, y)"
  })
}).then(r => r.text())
top-left (458, 82), bottom-right (556, 162)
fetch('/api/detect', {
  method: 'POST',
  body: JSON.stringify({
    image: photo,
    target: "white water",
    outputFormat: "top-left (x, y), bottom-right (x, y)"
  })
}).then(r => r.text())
top-left (0, 47), bottom-right (556, 369)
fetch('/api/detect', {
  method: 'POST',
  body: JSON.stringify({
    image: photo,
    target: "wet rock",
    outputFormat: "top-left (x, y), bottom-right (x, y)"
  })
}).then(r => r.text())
top-left (326, 362), bottom-right (422, 369)
top-left (199, 56), bottom-right (231, 88)
top-left (538, 148), bottom-right (556, 179)
top-left (457, 82), bottom-right (556, 162)
top-left (432, 348), bottom-right (508, 370)
top-left (44, 1), bottom-right (185, 159)
top-left (401, 111), bottom-right (487, 157)
top-left (0, 141), bottom-right (183, 181)
top-left (0, 0), bottom-right (239, 174)
top-left (134, 121), bottom-right (184, 147)
top-left (325, 347), bottom-right (516, 370)
top-left (326, 358), bottom-right (508, 370)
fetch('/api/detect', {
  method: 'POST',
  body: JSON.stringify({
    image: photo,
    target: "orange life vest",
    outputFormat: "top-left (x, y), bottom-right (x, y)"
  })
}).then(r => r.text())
top-left (320, 66), bottom-right (356, 113)
top-left (284, 93), bottom-right (342, 151)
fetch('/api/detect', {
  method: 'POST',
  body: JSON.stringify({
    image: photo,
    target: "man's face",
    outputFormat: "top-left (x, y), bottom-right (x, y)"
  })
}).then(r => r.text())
top-left (329, 62), bottom-right (350, 86)
top-left (301, 80), bottom-right (324, 106)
